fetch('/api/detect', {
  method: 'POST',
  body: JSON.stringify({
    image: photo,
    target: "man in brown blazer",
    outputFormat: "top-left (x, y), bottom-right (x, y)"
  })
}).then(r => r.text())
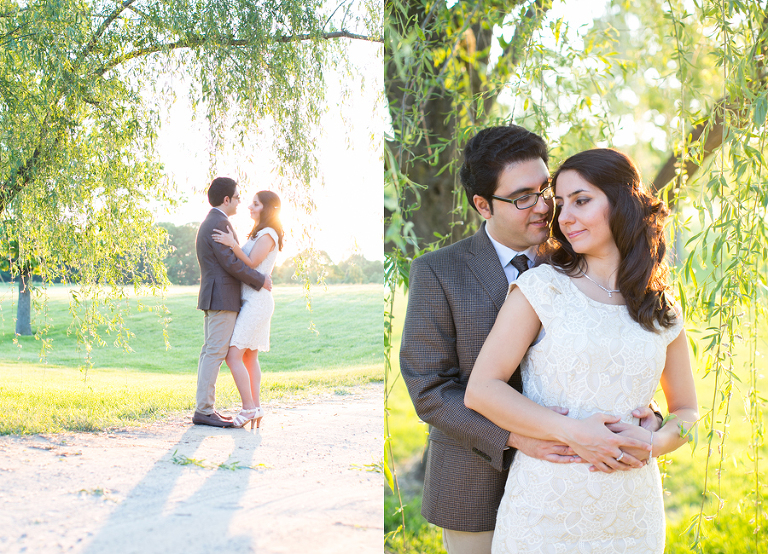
top-left (193, 177), bottom-right (272, 427)
top-left (400, 126), bottom-right (651, 553)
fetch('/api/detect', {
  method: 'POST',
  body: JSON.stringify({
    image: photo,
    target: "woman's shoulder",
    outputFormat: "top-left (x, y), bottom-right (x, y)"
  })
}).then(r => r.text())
top-left (527, 263), bottom-right (557, 276)
top-left (510, 263), bottom-right (565, 297)
top-left (659, 300), bottom-right (685, 341)
top-left (515, 263), bottom-right (572, 299)
top-left (255, 227), bottom-right (279, 240)
top-left (521, 263), bottom-right (566, 285)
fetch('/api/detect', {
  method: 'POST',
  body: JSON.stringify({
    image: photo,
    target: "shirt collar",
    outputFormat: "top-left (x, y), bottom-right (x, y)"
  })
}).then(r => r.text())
top-left (484, 225), bottom-right (537, 267)
top-left (212, 207), bottom-right (229, 218)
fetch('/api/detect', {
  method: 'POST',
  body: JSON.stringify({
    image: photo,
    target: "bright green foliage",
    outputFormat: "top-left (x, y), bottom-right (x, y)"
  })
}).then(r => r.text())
top-left (0, 284), bottom-right (382, 373)
top-left (0, 283), bottom-right (383, 434)
top-left (385, 1), bottom-right (768, 551)
top-left (0, 0), bottom-right (381, 360)
top-left (384, 493), bottom-right (443, 554)
top-left (0, 363), bottom-right (381, 434)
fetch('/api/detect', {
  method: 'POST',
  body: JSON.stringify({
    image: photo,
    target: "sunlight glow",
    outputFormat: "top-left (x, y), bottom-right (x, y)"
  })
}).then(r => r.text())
top-left (153, 44), bottom-right (383, 265)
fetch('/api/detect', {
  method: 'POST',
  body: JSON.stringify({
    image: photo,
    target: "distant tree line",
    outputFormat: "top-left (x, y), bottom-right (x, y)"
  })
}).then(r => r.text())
top-left (160, 222), bottom-right (383, 286)
top-left (1, 222), bottom-right (382, 287)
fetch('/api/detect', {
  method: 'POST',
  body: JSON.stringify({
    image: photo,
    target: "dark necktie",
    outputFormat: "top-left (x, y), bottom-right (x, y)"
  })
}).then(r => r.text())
top-left (510, 254), bottom-right (530, 276)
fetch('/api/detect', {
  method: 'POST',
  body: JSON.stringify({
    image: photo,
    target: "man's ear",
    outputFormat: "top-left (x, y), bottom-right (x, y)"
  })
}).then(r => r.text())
top-left (473, 195), bottom-right (492, 220)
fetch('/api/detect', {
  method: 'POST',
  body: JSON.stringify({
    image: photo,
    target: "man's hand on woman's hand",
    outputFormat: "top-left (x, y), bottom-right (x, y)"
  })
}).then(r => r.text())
top-left (630, 406), bottom-right (662, 432)
top-left (507, 406), bottom-right (581, 464)
top-left (602, 423), bottom-right (653, 465)
top-left (508, 407), bottom-right (655, 472)
top-left (562, 413), bottom-right (651, 474)
top-left (508, 433), bottom-right (580, 464)
top-left (596, 407), bottom-right (658, 472)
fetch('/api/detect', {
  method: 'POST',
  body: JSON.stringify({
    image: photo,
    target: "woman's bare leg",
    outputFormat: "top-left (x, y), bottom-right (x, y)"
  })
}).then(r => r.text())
top-left (242, 349), bottom-right (262, 408)
top-left (225, 346), bottom-right (256, 410)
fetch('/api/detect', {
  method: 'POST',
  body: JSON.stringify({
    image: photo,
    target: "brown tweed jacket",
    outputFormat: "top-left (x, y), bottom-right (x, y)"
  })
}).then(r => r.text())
top-left (400, 224), bottom-right (523, 532)
top-left (196, 208), bottom-right (266, 312)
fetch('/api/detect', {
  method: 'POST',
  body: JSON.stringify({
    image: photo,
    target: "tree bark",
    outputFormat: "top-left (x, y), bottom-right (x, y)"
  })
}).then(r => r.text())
top-left (651, 118), bottom-right (724, 203)
top-left (15, 270), bottom-right (32, 336)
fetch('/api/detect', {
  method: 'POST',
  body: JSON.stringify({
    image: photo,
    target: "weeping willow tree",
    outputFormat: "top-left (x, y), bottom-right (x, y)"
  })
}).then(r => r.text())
top-left (385, 0), bottom-right (767, 550)
top-left (0, 0), bottom-right (381, 358)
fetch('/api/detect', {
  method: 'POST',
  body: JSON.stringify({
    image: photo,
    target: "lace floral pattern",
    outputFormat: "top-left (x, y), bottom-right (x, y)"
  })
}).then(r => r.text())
top-left (492, 264), bottom-right (683, 554)
top-left (230, 228), bottom-right (279, 351)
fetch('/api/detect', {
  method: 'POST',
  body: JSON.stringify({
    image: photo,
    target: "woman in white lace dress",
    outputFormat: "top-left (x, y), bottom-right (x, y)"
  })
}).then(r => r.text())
top-left (212, 190), bottom-right (284, 429)
top-left (466, 149), bottom-right (698, 553)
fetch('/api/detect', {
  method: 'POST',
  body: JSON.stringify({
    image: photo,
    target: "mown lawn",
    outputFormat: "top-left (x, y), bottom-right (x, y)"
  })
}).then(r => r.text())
top-left (0, 284), bottom-right (383, 434)
top-left (0, 284), bottom-right (381, 373)
top-left (385, 288), bottom-right (768, 554)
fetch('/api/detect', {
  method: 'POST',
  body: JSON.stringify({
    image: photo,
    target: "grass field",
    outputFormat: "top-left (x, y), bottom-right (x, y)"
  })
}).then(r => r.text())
top-left (0, 284), bottom-right (382, 435)
top-left (385, 288), bottom-right (768, 554)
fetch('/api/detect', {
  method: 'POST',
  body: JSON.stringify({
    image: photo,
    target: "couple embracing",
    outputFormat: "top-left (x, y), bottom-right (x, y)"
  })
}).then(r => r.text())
top-left (192, 177), bottom-right (285, 430)
top-left (400, 126), bottom-right (698, 553)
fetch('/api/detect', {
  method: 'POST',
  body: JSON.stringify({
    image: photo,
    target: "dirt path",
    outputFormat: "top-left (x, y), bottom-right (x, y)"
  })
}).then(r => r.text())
top-left (0, 384), bottom-right (383, 554)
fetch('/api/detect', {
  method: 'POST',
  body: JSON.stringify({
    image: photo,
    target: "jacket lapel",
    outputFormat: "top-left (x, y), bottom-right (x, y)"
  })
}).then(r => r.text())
top-left (467, 224), bottom-right (508, 311)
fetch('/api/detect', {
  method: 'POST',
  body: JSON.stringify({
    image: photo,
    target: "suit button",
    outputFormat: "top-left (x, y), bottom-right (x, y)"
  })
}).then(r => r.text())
top-left (472, 447), bottom-right (492, 462)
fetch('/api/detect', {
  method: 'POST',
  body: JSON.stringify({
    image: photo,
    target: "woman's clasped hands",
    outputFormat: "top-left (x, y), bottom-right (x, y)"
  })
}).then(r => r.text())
top-left (559, 408), bottom-right (655, 474)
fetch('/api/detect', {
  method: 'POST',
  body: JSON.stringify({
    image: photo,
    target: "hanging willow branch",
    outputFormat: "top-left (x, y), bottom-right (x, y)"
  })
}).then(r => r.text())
top-left (652, 12), bottom-right (768, 208)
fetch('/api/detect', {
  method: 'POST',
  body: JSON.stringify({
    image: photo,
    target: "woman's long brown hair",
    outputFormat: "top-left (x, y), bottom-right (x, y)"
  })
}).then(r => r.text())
top-left (543, 148), bottom-right (675, 332)
top-left (248, 190), bottom-right (284, 251)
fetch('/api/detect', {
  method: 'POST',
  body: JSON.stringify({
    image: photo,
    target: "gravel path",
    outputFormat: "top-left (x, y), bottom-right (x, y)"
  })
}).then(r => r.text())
top-left (0, 384), bottom-right (383, 554)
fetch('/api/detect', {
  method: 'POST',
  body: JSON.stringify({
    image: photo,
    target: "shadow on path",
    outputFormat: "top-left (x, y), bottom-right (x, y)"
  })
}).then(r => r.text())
top-left (81, 425), bottom-right (262, 554)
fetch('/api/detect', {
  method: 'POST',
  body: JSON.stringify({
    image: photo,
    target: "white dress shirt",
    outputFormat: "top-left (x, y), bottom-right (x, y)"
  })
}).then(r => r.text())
top-left (485, 226), bottom-right (537, 285)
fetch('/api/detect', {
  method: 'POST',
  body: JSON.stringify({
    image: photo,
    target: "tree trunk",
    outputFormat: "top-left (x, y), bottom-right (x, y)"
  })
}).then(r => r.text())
top-left (386, 1), bottom-right (549, 249)
top-left (16, 270), bottom-right (33, 336)
top-left (390, 105), bottom-right (481, 247)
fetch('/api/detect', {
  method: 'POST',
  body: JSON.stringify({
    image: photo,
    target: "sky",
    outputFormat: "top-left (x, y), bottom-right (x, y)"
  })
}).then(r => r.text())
top-left (151, 42), bottom-right (384, 266)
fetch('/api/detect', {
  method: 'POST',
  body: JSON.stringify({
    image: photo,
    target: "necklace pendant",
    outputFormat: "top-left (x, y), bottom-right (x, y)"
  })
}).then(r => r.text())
top-left (608, 292), bottom-right (612, 298)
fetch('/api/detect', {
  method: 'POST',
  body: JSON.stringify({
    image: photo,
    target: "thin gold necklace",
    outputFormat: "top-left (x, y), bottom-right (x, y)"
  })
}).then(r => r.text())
top-left (579, 269), bottom-right (620, 298)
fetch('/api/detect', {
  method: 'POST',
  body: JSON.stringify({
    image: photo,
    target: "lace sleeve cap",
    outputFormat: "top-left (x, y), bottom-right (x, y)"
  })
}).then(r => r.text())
top-left (508, 265), bottom-right (562, 324)
top-left (663, 304), bottom-right (685, 344)
top-left (256, 227), bottom-right (279, 249)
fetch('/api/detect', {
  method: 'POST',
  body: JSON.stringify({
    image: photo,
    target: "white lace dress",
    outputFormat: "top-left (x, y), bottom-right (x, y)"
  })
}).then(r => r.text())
top-left (229, 228), bottom-right (279, 351)
top-left (492, 264), bottom-right (683, 554)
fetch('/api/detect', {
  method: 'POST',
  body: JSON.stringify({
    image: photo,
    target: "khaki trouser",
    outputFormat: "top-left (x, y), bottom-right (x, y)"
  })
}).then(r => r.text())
top-left (196, 310), bottom-right (237, 415)
top-left (442, 529), bottom-right (494, 554)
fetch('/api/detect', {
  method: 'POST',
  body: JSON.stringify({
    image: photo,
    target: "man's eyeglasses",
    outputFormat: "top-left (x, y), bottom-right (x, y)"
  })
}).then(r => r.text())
top-left (491, 184), bottom-right (554, 210)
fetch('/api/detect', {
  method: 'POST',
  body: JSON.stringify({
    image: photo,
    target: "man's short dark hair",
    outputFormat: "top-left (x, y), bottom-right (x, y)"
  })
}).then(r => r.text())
top-left (459, 125), bottom-right (548, 212)
top-left (207, 177), bottom-right (238, 207)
